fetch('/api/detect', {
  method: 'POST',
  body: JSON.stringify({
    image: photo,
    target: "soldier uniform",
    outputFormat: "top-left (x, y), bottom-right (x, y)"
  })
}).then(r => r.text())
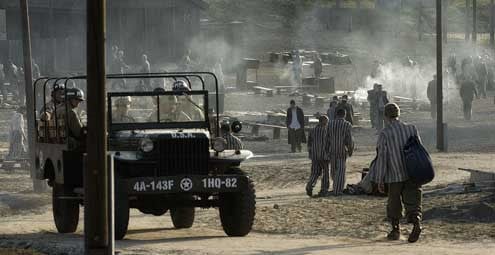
top-left (326, 110), bottom-right (354, 195)
top-left (335, 95), bottom-right (354, 125)
top-left (56, 88), bottom-right (85, 150)
top-left (460, 79), bottom-right (478, 121)
top-left (306, 116), bottom-right (330, 197)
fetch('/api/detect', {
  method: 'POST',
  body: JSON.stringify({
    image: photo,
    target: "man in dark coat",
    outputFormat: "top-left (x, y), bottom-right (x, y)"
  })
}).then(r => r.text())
top-left (336, 95), bottom-right (354, 125)
top-left (427, 75), bottom-right (437, 119)
top-left (372, 84), bottom-right (389, 131)
top-left (367, 84), bottom-right (378, 128)
top-left (286, 99), bottom-right (306, 153)
top-left (460, 76), bottom-right (478, 121)
top-left (475, 56), bottom-right (487, 98)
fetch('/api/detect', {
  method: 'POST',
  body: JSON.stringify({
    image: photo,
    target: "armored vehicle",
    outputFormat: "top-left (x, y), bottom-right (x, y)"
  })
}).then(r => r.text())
top-left (33, 73), bottom-right (255, 240)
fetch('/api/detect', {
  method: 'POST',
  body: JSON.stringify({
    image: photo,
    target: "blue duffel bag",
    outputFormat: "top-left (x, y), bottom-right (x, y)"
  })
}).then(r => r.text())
top-left (403, 136), bottom-right (435, 185)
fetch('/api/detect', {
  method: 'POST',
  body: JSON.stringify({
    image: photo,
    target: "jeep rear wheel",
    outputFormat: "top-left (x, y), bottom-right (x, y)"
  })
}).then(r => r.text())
top-left (52, 184), bottom-right (79, 233)
top-left (114, 175), bottom-right (129, 240)
top-left (170, 207), bottom-right (195, 229)
top-left (219, 169), bottom-right (256, 236)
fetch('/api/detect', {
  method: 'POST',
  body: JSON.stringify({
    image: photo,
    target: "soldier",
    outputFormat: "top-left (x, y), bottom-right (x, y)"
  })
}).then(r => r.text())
top-left (367, 84), bottom-right (378, 128)
top-left (326, 108), bottom-right (354, 196)
top-left (173, 80), bottom-right (205, 121)
top-left (4, 60), bottom-right (18, 100)
top-left (32, 58), bottom-right (41, 80)
top-left (149, 88), bottom-right (190, 122)
top-left (371, 84), bottom-right (389, 131)
top-left (56, 88), bottom-right (85, 150)
top-left (220, 121), bottom-right (244, 151)
top-left (336, 95), bottom-right (354, 125)
top-left (111, 50), bottom-right (130, 90)
top-left (306, 115), bottom-right (330, 197)
top-left (372, 103), bottom-right (423, 243)
top-left (40, 84), bottom-right (65, 120)
top-left (459, 76), bottom-right (478, 121)
top-left (113, 96), bottom-right (135, 123)
top-left (327, 96), bottom-right (339, 121)
top-left (286, 99), bottom-right (306, 153)
top-left (475, 56), bottom-right (488, 98)
top-left (427, 75), bottom-right (437, 119)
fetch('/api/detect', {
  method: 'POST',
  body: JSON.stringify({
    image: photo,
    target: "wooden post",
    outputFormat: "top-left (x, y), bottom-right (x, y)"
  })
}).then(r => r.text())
top-left (443, 0), bottom-right (448, 43)
top-left (85, 0), bottom-right (113, 254)
top-left (436, 0), bottom-right (445, 152)
top-left (336, 0), bottom-right (342, 8)
top-left (473, 0), bottom-right (477, 42)
top-left (418, 1), bottom-right (424, 41)
top-left (356, 0), bottom-right (361, 9)
top-left (491, 0), bottom-right (494, 46)
top-left (19, 0), bottom-right (46, 192)
top-left (466, 0), bottom-right (470, 41)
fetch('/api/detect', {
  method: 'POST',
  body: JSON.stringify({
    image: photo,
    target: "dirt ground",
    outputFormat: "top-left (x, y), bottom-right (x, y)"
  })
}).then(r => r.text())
top-left (1, 53), bottom-right (495, 255)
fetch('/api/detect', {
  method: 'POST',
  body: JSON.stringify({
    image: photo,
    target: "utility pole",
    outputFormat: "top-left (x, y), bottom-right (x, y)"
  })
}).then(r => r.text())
top-left (465, 0), bottom-right (470, 41)
top-left (85, 0), bottom-right (113, 254)
top-left (436, 0), bottom-right (445, 152)
top-left (473, 0), bottom-right (477, 42)
top-left (443, 0), bottom-right (448, 43)
top-left (20, 0), bottom-right (46, 192)
top-left (491, 0), bottom-right (494, 46)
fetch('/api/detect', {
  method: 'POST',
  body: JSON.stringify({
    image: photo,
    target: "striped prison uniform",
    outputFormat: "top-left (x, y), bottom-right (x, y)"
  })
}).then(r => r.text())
top-left (326, 117), bottom-right (354, 195)
top-left (370, 119), bottom-right (423, 222)
top-left (223, 133), bottom-right (244, 151)
top-left (306, 124), bottom-right (330, 193)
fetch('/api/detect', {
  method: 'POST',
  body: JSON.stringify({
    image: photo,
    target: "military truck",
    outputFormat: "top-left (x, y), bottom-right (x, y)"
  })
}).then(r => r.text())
top-left (33, 73), bottom-right (255, 240)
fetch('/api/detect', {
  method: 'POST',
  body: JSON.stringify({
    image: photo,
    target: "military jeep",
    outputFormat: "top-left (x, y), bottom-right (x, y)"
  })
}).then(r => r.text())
top-left (34, 73), bottom-right (256, 240)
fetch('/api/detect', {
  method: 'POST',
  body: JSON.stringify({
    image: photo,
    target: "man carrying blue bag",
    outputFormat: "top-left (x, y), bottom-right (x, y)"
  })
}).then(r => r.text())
top-left (372, 103), bottom-right (433, 243)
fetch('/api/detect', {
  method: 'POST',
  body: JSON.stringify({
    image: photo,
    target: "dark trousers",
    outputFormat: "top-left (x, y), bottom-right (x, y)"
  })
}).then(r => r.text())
top-left (330, 157), bottom-right (346, 195)
top-left (462, 100), bottom-right (473, 121)
top-left (307, 160), bottom-right (330, 192)
top-left (430, 102), bottom-right (437, 119)
top-left (387, 179), bottom-right (423, 222)
top-left (376, 110), bottom-right (384, 130)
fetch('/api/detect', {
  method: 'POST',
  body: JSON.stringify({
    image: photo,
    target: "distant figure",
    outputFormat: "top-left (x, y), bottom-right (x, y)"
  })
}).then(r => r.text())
top-left (370, 60), bottom-right (381, 78)
top-left (336, 95), bottom-right (354, 125)
top-left (32, 59), bottom-right (41, 80)
top-left (292, 51), bottom-right (302, 86)
top-left (0, 64), bottom-right (6, 104)
top-left (113, 96), bottom-right (135, 123)
top-left (326, 108), bottom-right (354, 196)
top-left (313, 53), bottom-right (323, 79)
top-left (221, 121), bottom-right (244, 151)
top-left (40, 83), bottom-right (65, 119)
top-left (367, 84), bottom-right (378, 128)
top-left (111, 50), bottom-right (130, 90)
top-left (286, 99), bottom-right (306, 153)
top-left (181, 49), bottom-right (195, 71)
top-left (447, 54), bottom-right (457, 76)
top-left (369, 84), bottom-right (388, 131)
top-left (7, 106), bottom-right (27, 160)
top-left (327, 96), bottom-right (339, 120)
top-left (427, 75), bottom-right (437, 119)
top-left (4, 60), bottom-right (19, 100)
top-left (459, 76), bottom-right (478, 121)
top-left (371, 103), bottom-right (423, 243)
top-left (306, 115), bottom-right (330, 197)
top-left (140, 54), bottom-right (152, 90)
top-left (474, 56), bottom-right (487, 98)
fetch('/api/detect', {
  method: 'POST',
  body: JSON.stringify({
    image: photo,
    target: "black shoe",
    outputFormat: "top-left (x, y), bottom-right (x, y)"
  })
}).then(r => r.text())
top-left (306, 186), bottom-right (313, 197)
top-left (408, 222), bottom-right (421, 243)
top-left (387, 220), bottom-right (400, 241)
top-left (317, 191), bottom-right (329, 197)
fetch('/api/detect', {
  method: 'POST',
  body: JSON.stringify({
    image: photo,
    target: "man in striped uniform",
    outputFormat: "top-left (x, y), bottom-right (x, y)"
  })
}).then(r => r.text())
top-left (326, 108), bottom-right (354, 195)
top-left (306, 116), bottom-right (330, 197)
top-left (371, 103), bottom-right (422, 243)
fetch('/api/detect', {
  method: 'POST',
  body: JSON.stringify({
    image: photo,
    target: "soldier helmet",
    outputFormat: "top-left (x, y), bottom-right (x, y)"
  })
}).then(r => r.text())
top-left (66, 88), bottom-right (85, 101)
top-left (115, 96), bottom-right (132, 106)
top-left (172, 80), bottom-right (191, 92)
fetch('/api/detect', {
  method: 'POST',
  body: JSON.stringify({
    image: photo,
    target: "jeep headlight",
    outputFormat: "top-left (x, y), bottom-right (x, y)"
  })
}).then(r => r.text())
top-left (139, 138), bottom-right (154, 153)
top-left (213, 137), bottom-right (227, 153)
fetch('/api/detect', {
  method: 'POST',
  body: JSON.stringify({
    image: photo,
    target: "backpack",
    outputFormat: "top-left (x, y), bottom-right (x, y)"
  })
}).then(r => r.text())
top-left (403, 136), bottom-right (435, 185)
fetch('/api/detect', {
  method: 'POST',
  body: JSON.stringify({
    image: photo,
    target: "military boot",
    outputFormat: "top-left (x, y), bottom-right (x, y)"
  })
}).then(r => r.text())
top-left (408, 216), bottom-right (422, 243)
top-left (387, 219), bottom-right (400, 240)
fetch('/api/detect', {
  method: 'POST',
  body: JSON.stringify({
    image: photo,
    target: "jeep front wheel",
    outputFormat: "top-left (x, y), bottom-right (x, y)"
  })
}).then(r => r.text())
top-left (52, 184), bottom-right (79, 233)
top-left (170, 207), bottom-right (195, 229)
top-left (219, 169), bottom-right (256, 236)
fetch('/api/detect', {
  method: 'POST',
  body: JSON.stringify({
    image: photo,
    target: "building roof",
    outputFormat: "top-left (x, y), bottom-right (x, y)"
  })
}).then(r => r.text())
top-left (0, 0), bottom-right (208, 10)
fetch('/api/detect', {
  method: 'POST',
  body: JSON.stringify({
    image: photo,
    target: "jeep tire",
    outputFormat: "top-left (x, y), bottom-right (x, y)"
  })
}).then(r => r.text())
top-left (114, 174), bottom-right (129, 240)
top-left (170, 207), bottom-right (195, 229)
top-left (52, 184), bottom-right (79, 233)
top-left (219, 169), bottom-right (256, 236)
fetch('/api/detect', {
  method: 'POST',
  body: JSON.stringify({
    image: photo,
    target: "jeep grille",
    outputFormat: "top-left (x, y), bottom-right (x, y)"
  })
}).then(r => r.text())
top-left (158, 137), bottom-right (209, 176)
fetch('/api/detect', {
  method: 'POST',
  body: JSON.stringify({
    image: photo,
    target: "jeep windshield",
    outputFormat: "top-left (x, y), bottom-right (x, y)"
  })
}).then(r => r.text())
top-left (108, 91), bottom-right (209, 131)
